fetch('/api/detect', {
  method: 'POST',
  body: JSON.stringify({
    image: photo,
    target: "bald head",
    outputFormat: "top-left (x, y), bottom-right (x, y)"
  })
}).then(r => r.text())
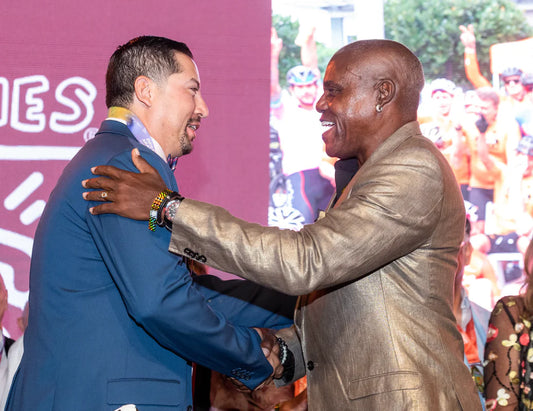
top-left (316, 39), bottom-right (425, 162)
top-left (333, 40), bottom-right (424, 120)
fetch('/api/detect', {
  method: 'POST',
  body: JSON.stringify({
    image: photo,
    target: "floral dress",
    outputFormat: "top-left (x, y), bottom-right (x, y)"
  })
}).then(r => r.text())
top-left (484, 296), bottom-right (533, 410)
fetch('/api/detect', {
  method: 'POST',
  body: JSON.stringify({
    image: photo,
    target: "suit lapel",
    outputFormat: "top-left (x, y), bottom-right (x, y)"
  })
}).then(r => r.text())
top-left (298, 159), bottom-right (360, 311)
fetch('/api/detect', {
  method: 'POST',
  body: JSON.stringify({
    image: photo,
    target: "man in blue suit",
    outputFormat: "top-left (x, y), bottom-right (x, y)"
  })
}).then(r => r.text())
top-left (5, 36), bottom-right (292, 411)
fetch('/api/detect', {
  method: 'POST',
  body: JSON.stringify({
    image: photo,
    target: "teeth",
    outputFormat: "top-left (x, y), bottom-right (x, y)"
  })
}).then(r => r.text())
top-left (321, 121), bottom-right (335, 128)
top-left (188, 125), bottom-right (198, 130)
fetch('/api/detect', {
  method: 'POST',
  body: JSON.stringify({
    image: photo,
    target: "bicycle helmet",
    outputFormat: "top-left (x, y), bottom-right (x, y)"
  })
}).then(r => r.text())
top-left (286, 65), bottom-right (320, 86)
top-left (501, 66), bottom-right (523, 79)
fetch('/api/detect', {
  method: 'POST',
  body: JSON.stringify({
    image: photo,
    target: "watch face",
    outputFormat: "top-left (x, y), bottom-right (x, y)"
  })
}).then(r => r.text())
top-left (165, 199), bottom-right (181, 221)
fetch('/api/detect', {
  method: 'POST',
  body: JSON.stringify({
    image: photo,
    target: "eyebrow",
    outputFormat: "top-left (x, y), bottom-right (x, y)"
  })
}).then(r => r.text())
top-left (323, 80), bottom-right (340, 88)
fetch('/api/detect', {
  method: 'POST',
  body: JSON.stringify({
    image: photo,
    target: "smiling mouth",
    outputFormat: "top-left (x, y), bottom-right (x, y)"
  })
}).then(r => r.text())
top-left (321, 120), bottom-right (336, 130)
top-left (185, 122), bottom-right (200, 144)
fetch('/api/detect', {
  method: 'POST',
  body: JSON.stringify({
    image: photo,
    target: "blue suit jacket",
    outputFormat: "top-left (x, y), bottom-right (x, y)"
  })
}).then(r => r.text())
top-left (5, 120), bottom-right (292, 410)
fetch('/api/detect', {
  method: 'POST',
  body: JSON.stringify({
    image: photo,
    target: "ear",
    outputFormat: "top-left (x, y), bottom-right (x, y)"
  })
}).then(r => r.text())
top-left (134, 76), bottom-right (154, 107)
top-left (376, 79), bottom-right (395, 108)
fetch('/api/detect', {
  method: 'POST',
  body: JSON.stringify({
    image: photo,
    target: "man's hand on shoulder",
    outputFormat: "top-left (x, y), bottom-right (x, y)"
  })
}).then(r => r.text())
top-left (82, 148), bottom-right (168, 220)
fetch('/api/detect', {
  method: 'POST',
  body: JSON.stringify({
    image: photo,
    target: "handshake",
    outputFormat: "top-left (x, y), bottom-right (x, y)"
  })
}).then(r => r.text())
top-left (215, 328), bottom-right (297, 410)
top-left (228, 327), bottom-right (294, 392)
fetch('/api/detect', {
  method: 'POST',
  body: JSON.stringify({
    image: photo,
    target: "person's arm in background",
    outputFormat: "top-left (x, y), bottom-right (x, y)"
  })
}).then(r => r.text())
top-left (449, 124), bottom-right (471, 172)
top-left (504, 119), bottom-right (522, 169)
top-left (476, 130), bottom-right (499, 173)
top-left (271, 27), bottom-right (283, 118)
top-left (473, 117), bottom-right (506, 180)
top-left (459, 24), bottom-right (492, 89)
top-left (296, 25), bottom-right (318, 71)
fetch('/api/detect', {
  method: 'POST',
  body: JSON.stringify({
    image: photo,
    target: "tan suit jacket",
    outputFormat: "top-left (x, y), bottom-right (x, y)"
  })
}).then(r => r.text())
top-left (169, 122), bottom-right (482, 410)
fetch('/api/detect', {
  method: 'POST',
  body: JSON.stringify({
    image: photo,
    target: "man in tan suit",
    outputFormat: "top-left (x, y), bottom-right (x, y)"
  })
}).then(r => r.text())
top-left (84, 40), bottom-right (482, 410)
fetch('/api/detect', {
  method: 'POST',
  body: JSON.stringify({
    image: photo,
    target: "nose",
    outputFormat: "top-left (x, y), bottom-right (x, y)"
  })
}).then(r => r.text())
top-left (195, 92), bottom-right (209, 119)
top-left (315, 92), bottom-right (326, 113)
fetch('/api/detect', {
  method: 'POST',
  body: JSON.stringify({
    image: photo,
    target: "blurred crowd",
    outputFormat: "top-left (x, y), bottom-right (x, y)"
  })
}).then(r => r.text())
top-left (418, 24), bottom-right (533, 312)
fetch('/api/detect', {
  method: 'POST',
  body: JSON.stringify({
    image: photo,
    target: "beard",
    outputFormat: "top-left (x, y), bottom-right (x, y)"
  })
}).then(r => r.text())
top-left (179, 132), bottom-right (193, 155)
top-left (179, 115), bottom-right (202, 156)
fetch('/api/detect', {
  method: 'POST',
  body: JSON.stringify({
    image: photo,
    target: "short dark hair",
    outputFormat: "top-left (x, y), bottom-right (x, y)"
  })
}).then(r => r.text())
top-left (105, 36), bottom-right (193, 108)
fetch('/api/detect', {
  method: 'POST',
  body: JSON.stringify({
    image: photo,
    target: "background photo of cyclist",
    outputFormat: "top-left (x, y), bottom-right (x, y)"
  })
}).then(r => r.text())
top-left (269, 26), bottom-right (335, 230)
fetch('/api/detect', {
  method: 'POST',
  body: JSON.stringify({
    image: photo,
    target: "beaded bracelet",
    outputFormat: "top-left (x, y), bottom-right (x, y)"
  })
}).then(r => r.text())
top-left (275, 336), bottom-right (295, 383)
top-left (157, 191), bottom-right (184, 230)
top-left (149, 189), bottom-right (172, 231)
top-left (276, 337), bottom-right (288, 365)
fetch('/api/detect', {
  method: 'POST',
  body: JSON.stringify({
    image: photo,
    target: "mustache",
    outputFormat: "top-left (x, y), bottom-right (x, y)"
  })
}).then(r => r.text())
top-left (188, 115), bottom-right (203, 124)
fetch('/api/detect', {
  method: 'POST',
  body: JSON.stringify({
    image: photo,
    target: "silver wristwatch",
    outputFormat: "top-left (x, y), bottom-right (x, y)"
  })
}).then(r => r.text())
top-left (162, 192), bottom-right (184, 231)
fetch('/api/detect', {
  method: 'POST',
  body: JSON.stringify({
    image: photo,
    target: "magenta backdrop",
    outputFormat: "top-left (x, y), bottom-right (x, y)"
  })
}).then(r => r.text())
top-left (0, 1), bottom-right (271, 339)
